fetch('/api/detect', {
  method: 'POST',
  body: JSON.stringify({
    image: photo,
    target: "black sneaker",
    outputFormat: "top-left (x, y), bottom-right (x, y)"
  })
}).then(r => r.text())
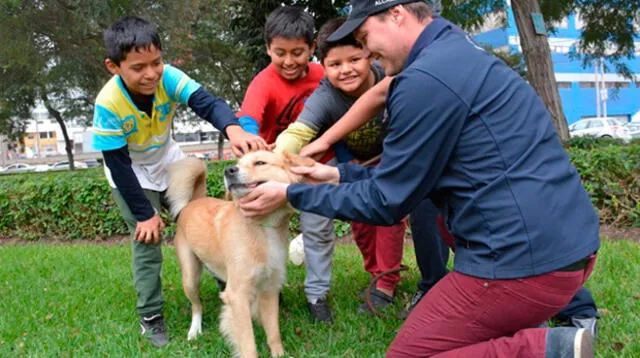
top-left (358, 288), bottom-right (394, 315)
top-left (545, 327), bottom-right (594, 358)
top-left (397, 289), bottom-right (426, 320)
top-left (569, 316), bottom-right (598, 341)
top-left (307, 298), bottom-right (333, 323)
top-left (140, 314), bottom-right (169, 347)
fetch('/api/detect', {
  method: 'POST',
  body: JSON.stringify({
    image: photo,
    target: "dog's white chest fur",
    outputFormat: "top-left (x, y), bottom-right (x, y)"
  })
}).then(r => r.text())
top-left (255, 227), bottom-right (287, 291)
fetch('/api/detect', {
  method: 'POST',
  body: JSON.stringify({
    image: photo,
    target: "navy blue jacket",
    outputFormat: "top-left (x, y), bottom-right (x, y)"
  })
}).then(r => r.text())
top-left (287, 17), bottom-right (600, 280)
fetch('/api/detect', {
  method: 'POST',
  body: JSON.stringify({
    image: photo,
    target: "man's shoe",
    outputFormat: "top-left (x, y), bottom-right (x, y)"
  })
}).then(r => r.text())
top-left (358, 288), bottom-right (394, 315)
top-left (545, 327), bottom-right (594, 358)
top-left (397, 289), bottom-right (426, 320)
top-left (140, 314), bottom-right (169, 347)
top-left (570, 316), bottom-right (598, 341)
top-left (307, 298), bottom-right (333, 323)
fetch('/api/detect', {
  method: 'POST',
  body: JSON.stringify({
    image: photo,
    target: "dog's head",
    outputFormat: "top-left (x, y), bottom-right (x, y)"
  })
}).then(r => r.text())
top-left (224, 150), bottom-right (315, 199)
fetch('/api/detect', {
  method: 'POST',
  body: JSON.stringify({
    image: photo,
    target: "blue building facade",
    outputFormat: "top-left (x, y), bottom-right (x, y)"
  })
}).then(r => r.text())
top-left (473, 6), bottom-right (640, 124)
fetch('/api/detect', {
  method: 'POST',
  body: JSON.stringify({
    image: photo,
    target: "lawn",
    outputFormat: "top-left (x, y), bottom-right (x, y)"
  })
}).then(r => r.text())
top-left (0, 238), bottom-right (638, 357)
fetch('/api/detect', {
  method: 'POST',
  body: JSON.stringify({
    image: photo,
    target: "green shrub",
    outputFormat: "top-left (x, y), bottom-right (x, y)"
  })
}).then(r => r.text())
top-left (0, 140), bottom-right (637, 241)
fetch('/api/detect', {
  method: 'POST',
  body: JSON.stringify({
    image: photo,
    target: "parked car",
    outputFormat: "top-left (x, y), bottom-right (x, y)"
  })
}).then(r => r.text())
top-left (48, 160), bottom-right (89, 171)
top-left (0, 163), bottom-right (37, 174)
top-left (568, 117), bottom-right (632, 142)
top-left (627, 122), bottom-right (640, 138)
top-left (83, 158), bottom-right (102, 168)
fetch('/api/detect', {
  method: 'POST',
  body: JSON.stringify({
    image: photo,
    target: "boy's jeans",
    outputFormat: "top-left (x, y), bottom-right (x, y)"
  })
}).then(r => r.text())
top-left (112, 188), bottom-right (167, 317)
top-left (300, 158), bottom-right (338, 302)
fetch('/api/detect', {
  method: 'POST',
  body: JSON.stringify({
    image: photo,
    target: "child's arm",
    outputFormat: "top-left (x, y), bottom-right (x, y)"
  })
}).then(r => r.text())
top-left (274, 121), bottom-right (319, 154)
top-left (187, 87), bottom-right (267, 156)
top-left (300, 76), bottom-right (391, 159)
top-left (237, 76), bottom-right (270, 136)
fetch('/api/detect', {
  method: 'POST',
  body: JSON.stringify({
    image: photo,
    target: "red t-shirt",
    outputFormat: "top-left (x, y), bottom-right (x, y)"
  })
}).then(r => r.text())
top-left (238, 63), bottom-right (325, 144)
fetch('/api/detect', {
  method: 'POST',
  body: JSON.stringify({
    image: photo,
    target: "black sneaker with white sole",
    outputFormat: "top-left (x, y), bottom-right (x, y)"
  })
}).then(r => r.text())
top-left (545, 327), bottom-right (594, 358)
top-left (140, 313), bottom-right (169, 347)
top-left (308, 298), bottom-right (333, 323)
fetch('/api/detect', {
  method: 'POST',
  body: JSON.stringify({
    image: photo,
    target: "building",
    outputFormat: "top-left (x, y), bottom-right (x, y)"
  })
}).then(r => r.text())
top-left (22, 107), bottom-right (88, 158)
top-left (473, 2), bottom-right (640, 124)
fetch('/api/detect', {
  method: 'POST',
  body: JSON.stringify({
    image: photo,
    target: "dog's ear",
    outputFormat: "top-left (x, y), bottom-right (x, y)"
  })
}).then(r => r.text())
top-left (282, 151), bottom-right (315, 168)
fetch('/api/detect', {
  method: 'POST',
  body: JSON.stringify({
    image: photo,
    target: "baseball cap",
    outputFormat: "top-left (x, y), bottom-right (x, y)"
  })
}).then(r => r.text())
top-left (328, 0), bottom-right (417, 42)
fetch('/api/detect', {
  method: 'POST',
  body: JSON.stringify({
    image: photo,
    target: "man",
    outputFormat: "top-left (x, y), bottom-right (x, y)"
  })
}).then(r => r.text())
top-left (239, 1), bottom-right (600, 357)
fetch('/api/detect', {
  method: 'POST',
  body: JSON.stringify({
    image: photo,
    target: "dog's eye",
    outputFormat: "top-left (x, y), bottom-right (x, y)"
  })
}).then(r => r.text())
top-left (254, 161), bottom-right (267, 166)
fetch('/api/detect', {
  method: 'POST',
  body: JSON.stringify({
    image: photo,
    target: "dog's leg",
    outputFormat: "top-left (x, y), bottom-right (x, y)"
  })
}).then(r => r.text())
top-left (219, 283), bottom-right (258, 358)
top-left (176, 237), bottom-right (203, 340)
top-left (258, 290), bottom-right (284, 357)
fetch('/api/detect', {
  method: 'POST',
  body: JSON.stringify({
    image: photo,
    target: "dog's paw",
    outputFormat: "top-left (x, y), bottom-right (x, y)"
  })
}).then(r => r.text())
top-left (270, 346), bottom-right (285, 357)
top-left (187, 314), bottom-right (203, 340)
top-left (288, 233), bottom-right (305, 266)
top-left (187, 326), bottom-right (202, 341)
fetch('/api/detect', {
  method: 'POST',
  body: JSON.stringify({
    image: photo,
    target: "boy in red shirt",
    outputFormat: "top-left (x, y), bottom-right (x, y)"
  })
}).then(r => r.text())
top-left (237, 6), bottom-right (336, 323)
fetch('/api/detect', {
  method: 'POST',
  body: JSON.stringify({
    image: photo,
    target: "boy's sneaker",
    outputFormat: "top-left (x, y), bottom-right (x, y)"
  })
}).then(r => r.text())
top-left (397, 289), bottom-right (426, 320)
top-left (357, 288), bottom-right (394, 314)
top-left (545, 327), bottom-right (594, 358)
top-left (307, 298), bottom-right (332, 323)
top-left (140, 314), bottom-right (169, 347)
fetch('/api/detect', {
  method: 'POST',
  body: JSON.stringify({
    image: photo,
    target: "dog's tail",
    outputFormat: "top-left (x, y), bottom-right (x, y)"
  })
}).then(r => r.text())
top-left (166, 157), bottom-right (207, 219)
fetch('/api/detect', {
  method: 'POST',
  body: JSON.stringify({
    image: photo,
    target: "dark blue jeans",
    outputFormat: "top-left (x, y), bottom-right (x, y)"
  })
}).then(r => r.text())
top-left (410, 198), bottom-right (598, 319)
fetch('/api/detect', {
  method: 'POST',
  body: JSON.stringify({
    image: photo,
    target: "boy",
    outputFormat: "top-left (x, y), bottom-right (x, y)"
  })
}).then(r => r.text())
top-left (92, 16), bottom-right (266, 347)
top-left (236, 6), bottom-right (337, 323)
top-left (275, 17), bottom-right (406, 313)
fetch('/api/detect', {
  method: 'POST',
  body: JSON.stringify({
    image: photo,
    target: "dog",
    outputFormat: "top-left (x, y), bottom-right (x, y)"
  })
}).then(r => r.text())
top-left (166, 150), bottom-right (315, 358)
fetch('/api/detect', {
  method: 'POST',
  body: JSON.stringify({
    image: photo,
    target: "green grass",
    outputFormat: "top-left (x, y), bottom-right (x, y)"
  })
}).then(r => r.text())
top-left (0, 239), bottom-right (638, 357)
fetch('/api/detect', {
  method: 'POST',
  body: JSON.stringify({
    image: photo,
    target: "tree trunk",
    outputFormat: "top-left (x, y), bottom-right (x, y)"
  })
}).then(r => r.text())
top-left (41, 94), bottom-right (75, 170)
top-left (510, 0), bottom-right (570, 140)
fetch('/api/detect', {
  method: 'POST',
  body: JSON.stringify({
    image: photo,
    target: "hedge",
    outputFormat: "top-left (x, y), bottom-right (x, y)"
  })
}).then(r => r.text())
top-left (1, 139), bottom-right (638, 240)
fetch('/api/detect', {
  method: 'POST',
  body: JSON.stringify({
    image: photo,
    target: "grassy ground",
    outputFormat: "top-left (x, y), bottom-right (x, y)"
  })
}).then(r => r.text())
top-left (0, 238), bottom-right (638, 357)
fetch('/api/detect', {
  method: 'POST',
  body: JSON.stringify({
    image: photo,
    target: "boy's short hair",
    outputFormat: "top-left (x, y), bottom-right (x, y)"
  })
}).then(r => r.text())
top-left (264, 6), bottom-right (315, 47)
top-left (316, 17), bottom-right (362, 64)
top-left (104, 16), bottom-right (162, 65)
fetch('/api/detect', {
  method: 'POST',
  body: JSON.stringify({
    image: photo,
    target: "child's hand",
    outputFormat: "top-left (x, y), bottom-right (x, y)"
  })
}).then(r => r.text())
top-left (226, 125), bottom-right (268, 157)
top-left (300, 140), bottom-right (330, 161)
top-left (134, 213), bottom-right (165, 245)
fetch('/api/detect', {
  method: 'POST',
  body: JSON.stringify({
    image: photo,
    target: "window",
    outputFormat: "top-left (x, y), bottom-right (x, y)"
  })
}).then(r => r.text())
top-left (588, 121), bottom-right (604, 129)
top-left (579, 82), bottom-right (596, 88)
top-left (604, 82), bottom-right (630, 89)
top-left (571, 121), bottom-right (589, 131)
top-left (557, 82), bottom-right (572, 89)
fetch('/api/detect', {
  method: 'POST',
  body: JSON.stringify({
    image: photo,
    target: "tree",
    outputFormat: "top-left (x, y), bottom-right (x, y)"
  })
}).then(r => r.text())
top-left (0, 0), bottom-right (205, 168)
top-left (511, 0), bottom-right (570, 139)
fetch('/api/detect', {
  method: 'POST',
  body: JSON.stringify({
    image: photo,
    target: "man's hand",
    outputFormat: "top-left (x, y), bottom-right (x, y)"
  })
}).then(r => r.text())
top-left (290, 162), bottom-right (340, 184)
top-left (226, 125), bottom-right (269, 157)
top-left (238, 182), bottom-right (289, 218)
top-left (134, 213), bottom-right (165, 245)
top-left (300, 139), bottom-right (330, 161)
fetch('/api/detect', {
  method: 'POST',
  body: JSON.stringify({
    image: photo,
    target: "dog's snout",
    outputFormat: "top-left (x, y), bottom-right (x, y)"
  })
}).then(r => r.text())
top-left (225, 166), bottom-right (238, 177)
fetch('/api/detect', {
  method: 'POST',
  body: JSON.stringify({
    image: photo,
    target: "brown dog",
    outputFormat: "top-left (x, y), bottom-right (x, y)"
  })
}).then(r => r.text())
top-left (166, 151), bottom-right (314, 358)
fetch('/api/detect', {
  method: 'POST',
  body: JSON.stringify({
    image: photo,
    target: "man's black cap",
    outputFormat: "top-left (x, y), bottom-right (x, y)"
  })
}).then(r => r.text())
top-left (328, 0), bottom-right (417, 42)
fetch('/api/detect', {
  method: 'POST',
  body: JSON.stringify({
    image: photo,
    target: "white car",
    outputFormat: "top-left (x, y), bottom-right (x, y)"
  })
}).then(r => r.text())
top-left (48, 160), bottom-right (89, 171)
top-left (0, 163), bottom-right (37, 174)
top-left (568, 118), bottom-right (632, 142)
top-left (627, 122), bottom-right (640, 138)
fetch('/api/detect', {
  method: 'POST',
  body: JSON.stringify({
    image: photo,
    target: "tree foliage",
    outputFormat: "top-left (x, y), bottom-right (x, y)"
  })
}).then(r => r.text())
top-left (0, 0), bottom-right (637, 149)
